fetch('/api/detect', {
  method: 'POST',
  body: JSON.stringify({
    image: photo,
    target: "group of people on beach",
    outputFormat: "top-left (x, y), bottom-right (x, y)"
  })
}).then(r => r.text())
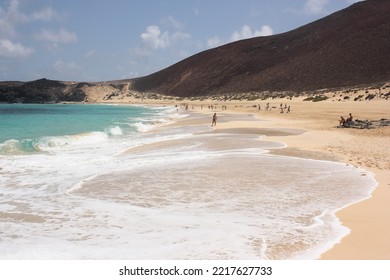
top-left (339, 113), bottom-right (353, 126)
top-left (262, 102), bottom-right (291, 113)
top-left (279, 103), bottom-right (291, 113)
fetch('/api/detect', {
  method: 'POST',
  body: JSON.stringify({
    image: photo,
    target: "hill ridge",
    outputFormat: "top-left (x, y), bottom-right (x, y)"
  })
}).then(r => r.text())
top-left (131, 0), bottom-right (390, 97)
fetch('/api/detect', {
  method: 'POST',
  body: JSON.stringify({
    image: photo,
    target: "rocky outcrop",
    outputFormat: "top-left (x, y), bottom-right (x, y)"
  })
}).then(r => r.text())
top-left (339, 119), bottom-right (390, 129)
top-left (0, 79), bottom-right (85, 103)
top-left (0, 79), bottom-right (136, 103)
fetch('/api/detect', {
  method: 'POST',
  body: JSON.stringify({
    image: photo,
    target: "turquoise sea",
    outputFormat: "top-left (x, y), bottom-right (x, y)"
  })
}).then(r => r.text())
top-left (0, 104), bottom-right (162, 154)
top-left (0, 103), bottom-right (377, 259)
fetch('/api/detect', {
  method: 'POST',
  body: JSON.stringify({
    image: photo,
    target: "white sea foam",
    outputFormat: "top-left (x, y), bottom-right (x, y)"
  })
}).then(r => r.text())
top-left (132, 121), bottom-right (156, 132)
top-left (131, 113), bottom-right (182, 132)
top-left (35, 132), bottom-right (109, 150)
top-left (106, 125), bottom-right (123, 136)
top-left (66, 174), bottom-right (98, 195)
top-left (0, 132), bottom-right (110, 155)
top-left (0, 139), bottom-right (24, 154)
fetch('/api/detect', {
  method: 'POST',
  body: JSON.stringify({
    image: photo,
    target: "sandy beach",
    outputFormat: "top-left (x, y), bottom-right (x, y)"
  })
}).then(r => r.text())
top-left (90, 86), bottom-right (390, 259)
top-left (179, 96), bottom-right (389, 259)
top-left (2, 92), bottom-right (387, 260)
top-left (84, 88), bottom-right (390, 259)
top-left (132, 91), bottom-right (389, 259)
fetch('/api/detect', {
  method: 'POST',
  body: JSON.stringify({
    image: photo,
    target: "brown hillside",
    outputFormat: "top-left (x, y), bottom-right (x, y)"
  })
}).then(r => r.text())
top-left (132, 0), bottom-right (390, 97)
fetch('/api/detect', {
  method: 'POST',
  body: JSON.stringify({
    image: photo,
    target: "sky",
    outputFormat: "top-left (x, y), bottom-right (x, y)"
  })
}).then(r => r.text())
top-left (0, 0), bottom-right (364, 82)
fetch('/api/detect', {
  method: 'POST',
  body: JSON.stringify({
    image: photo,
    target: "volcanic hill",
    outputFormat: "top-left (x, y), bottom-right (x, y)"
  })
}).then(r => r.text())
top-left (131, 0), bottom-right (390, 97)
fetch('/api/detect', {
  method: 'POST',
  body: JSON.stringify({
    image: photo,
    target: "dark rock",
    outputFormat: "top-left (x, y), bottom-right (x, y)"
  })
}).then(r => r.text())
top-left (339, 118), bottom-right (390, 129)
top-left (0, 79), bottom-right (86, 103)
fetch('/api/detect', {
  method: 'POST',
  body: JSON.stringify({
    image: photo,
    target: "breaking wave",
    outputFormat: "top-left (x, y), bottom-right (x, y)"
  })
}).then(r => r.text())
top-left (0, 132), bottom-right (109, 155)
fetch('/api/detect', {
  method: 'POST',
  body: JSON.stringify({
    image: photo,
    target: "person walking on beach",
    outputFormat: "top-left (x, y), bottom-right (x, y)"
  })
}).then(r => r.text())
top-left (211, 113), bottom-right (217, 127)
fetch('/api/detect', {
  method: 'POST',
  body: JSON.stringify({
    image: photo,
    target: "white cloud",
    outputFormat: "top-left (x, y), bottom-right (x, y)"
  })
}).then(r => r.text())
top-left (0, 0), bottom-right (28, 38)
top-left (231, 25), bottom-right (273, 41)
top-left (207, 25), bottom-right (273, 48)
top-left (35, 28), bottom-right (77, 44)
top-left (0, 0), bottom-right (69, 59)
top-left (304, 0), bottom-right (329, 15)
top-left (0, 39), bottom-right (34, 58)
top-left (139, 25), bottom-right (190, 51)
top-left (0, 1), bottom-right (63, 38)
top-left (231, 25), bottom-right (253, 42)
top-left (130, 25), bottom-right (191, 75)
top-left (141, 25), bottom-right (170, 50)
top-left (259, 25), bottom-right (274, 36)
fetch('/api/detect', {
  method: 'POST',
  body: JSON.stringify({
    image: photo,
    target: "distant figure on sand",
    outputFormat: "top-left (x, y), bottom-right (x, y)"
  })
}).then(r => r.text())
top-left (211, 113), bottom-right (217, 127)
top-left (346, 113), bottom-right (353, 123)
top-left (339, 116), bottom-right (346, 126)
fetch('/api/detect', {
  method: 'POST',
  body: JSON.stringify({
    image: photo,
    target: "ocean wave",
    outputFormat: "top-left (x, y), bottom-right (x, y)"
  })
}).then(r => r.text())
top-left (131, 112), bottom-right (185, 133)
top-left (131, 117), bottom-right (173, 132)
top-left (0, 113), bottom-right (181, 154)
top-left (0, 139), bottom-right (32, 155)
top-left (0, 132), bottom-right (109, 155)
top-left (105, 125), bottom-right (123, 136)
top-left (132, 122), bottom-right (156, 132)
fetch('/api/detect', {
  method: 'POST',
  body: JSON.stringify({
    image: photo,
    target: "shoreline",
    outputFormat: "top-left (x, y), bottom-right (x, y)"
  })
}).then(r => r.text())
top-left (2, 103), bottom-right (376, 259)
top-left (157, 109), bottom-right (372, 259)
top-left (166, 97), bottom-right (389, 259)
top-left (54, 97), bottom-right (390, 259)
top-left (5, 98), bottom-right (388, 259)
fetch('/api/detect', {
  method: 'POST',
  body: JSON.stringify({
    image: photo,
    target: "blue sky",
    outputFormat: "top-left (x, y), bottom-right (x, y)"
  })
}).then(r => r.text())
top-left (0, 0), bottom-right (363, 82)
